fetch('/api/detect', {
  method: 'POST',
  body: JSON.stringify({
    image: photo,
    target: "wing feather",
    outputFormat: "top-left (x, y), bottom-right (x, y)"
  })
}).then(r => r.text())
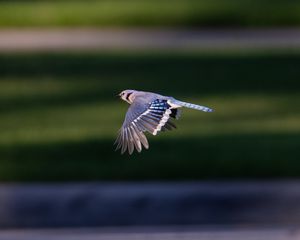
top-left (132, 123), bottom-right (149, 149)
top-left (130, 126), bottom-right (142, 152)
top-left (115, 98), bottom-right (180, 154)
top-left (127, 128), bottom-right (134, 154)
top-left (121, 128), bottom-right (127, 154)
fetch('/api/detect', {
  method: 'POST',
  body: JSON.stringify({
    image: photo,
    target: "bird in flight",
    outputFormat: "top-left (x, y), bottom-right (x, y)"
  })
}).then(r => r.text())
top-left (115, 90), bottom-right (213, 154)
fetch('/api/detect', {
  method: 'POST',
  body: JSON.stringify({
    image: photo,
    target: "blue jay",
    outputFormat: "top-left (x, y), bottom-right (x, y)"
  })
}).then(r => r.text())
top-left (115, 90), bottom-right (213, 154)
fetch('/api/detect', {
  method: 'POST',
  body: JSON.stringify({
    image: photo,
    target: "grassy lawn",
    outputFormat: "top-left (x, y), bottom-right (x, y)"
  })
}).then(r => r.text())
top-left (1, 0), bottom-right (300, 27)
top-left (0, 51), bottom-right (299, 181)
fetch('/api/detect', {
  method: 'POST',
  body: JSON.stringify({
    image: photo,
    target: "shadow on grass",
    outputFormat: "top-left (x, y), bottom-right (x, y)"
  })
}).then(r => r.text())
top-left (0, 133), bottom-right (299, 181)
top-left (1, 52), bottom-right (300, 113)
top-left (0, 86), bottom-right (116, 113)
top-left (1, 53), bottom-right (300, 94)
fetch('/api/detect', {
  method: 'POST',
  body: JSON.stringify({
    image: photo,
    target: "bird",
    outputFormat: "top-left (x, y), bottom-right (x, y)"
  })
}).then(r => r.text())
top-left (115, 90), bottom-right (213, 154)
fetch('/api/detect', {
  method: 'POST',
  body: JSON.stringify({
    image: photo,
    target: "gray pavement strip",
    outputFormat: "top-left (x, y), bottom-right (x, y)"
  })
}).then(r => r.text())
top-left (0, 227), bottom-right (299, 240)
top-left (1, 28), bottom-right (300, 51)
top-left (0, 182), bottom-right (300, 228)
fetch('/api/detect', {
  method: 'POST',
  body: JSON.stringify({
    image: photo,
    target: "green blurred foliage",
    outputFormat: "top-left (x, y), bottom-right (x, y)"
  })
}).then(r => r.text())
top-left (1, 0), bottom-right (300, 27)
top-left (0, 51), bottom-right (299, 181)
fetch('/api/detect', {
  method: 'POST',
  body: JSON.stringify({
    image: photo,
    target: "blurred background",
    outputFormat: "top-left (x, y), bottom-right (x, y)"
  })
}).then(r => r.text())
top-left (0, 0), bottom-right (300, 239)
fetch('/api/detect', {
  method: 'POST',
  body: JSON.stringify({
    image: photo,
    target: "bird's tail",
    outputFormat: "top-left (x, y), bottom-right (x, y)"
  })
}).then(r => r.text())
top-left (171, 99), bottom-right (213, 112)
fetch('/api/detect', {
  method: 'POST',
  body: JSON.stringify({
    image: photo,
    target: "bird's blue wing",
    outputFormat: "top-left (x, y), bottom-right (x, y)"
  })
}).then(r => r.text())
top-left (115, 99), bottom-right (178, 154)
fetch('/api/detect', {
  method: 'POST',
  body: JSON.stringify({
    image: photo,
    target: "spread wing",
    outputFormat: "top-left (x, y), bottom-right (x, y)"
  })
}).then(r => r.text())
top-left (115, 99), bottom-right (180, 154)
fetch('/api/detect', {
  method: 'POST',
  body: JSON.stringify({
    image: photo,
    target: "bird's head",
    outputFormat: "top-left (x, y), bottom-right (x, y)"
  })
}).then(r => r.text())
top-left (118, 89), bottom-right (136, 104)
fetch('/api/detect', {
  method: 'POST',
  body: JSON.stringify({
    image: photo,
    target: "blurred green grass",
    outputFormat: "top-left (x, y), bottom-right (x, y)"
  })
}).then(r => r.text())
top-left (1, 0), bottom-right (300, 27)
top-left (0, 51), bottom-right (299, 181)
